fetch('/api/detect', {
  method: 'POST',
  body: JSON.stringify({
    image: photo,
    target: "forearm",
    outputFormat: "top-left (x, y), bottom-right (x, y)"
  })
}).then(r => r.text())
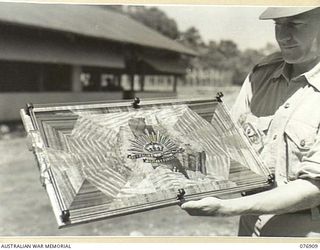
top-left (222, 179), bottom-right (320, 216)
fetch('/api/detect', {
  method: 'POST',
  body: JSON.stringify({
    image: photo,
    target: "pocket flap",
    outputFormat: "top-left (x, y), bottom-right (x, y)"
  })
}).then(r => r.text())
top-left (285, 121), bottom-right (317, 149)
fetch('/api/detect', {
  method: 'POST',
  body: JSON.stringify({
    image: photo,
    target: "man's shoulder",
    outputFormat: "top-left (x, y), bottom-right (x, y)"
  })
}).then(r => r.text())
top-left (252, 52), bottom-right (284, 72)
top-left (249, 52), bottom-right (284, 90)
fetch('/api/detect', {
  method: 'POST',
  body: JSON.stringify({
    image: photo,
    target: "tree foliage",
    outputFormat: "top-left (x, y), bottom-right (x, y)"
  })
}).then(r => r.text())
top-left (126, 6), bottom-right (180, 40)
top-left (190, 39), bottom-right (266, 85)
top-left (232, 49), bottom-right (265, 85)
top-left (100, 5), bottom-right (277, 86)
top-left (179, 27), bottom-right (205, 50)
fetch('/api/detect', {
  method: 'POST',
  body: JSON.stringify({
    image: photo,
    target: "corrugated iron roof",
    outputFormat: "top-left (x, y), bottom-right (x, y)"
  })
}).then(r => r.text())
top-left (0, 32), bottom-right (125, 68)
top-left (0, 3), bottom-right (196, 56)
top-left (141, 54), bottom-right (187, 75)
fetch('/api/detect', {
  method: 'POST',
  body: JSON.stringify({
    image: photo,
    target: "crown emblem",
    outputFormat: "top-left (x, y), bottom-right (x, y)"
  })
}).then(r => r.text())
top-left (144, 142), bottom-right (164, 158)
top-left (127, 129), bottom-right (184, 163)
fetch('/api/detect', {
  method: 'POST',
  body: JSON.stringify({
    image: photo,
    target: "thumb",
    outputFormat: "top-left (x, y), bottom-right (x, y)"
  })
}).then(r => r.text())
top-left (180, 200), bottom-right (198, 210)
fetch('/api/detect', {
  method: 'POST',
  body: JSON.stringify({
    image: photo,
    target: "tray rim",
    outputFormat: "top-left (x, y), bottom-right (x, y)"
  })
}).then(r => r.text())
top-left (20, 97), bottom-right (273, 228)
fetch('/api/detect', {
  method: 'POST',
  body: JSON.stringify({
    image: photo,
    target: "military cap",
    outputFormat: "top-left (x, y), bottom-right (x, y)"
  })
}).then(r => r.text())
top-left (259, 7), bottom-right (319, 20)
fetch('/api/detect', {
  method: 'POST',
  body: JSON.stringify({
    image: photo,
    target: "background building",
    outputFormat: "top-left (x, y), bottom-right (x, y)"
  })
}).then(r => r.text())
top-left (1, 4), bottom-right (278, 237)
top-left (0, 3), bottom-right (195, 121)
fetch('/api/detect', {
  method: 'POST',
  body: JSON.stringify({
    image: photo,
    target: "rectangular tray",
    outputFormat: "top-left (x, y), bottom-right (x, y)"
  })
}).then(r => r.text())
top-left (20, 96), bottom-right (273, 228)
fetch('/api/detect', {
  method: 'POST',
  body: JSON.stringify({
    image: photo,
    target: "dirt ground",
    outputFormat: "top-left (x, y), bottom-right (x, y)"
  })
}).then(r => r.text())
top-left (0, 86), bottom-right (241, 236)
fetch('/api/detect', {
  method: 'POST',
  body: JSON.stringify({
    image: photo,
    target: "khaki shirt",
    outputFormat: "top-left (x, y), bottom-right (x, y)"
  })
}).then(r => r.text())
top-left (231, 52), bottom-right (320, 186)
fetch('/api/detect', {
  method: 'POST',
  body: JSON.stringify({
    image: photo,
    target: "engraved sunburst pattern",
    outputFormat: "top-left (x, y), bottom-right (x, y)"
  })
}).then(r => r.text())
top-left (127, 129), bottom-right (184, 163)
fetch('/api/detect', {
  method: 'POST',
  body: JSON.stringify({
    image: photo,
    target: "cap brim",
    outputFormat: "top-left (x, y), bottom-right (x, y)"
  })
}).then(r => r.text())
top-left (259, 7), bottom-right (318, 20)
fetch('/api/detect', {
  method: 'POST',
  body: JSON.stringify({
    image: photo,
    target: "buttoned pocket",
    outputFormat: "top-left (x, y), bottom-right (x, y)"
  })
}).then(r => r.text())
top-left (284, 120), bottom-right (317, 151)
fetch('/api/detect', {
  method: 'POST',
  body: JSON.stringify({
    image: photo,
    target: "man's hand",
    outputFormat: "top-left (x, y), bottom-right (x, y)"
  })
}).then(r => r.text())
top-left (181, 179), bottom-right (320, 217)
top-left (180, 197), bottom-right (233, 216)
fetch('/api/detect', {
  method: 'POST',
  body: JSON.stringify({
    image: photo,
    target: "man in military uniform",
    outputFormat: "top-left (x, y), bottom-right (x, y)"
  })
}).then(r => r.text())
top-left (181, 7), bottom-right (320, 237)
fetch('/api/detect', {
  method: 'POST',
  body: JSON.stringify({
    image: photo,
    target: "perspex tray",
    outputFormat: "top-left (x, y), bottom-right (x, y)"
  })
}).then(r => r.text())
top-left (20, 96), bottom-right (273, 228)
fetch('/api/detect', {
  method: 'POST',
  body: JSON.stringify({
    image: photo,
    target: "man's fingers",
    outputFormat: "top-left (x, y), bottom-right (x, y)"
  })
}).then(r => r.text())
top-left (180, 200), bottom-right (198, 210)
top-left (180, 198), bottom-right (222, 216)
top-left (181, 201), bottom-right (204, 216)
top-left (181, 197), bottom-right (219, 209)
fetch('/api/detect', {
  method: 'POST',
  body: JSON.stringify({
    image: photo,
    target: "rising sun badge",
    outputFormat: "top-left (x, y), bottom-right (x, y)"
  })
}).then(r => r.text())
top-left (127, 129), bottom-right (184, 163)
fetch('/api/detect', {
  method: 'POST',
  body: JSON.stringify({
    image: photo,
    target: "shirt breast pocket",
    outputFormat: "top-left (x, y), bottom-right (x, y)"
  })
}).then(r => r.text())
top-left (284, 120), bottom-right (318, 157)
